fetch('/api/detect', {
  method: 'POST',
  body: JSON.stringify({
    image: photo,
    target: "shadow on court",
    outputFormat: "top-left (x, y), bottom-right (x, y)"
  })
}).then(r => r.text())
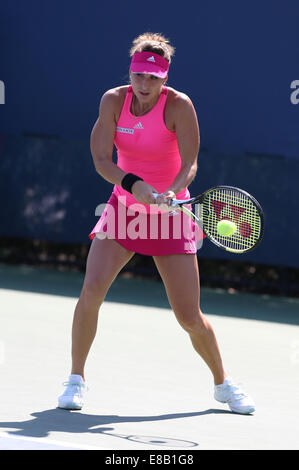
top-left (0, 408), bottom-right (234, 448)
top-left (1, 263), bottom-right (299, 325)
top-left (0, 263), bottom-right (169, 307)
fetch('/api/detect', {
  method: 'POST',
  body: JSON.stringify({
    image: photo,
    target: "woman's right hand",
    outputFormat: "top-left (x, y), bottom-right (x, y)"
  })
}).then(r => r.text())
top-left (131, 180), bottom-right (158, 205)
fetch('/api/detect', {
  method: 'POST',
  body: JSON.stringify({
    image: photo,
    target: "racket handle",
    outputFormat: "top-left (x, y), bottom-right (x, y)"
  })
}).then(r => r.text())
top-left (170, 199), bottom-right (185, 207)
top-left (152, 193), bottom-right (179, 216)
top-left (153, 193), bottom-right (185, 207)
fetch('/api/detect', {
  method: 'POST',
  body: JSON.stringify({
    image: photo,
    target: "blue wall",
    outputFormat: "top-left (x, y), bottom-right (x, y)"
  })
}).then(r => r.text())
top-left (1, 1), bottom-right (299, 267)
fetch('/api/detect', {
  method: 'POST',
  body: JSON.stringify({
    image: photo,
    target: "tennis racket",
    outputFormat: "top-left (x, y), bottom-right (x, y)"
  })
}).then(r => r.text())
top-left (162, 186), bottom-right (264, 254)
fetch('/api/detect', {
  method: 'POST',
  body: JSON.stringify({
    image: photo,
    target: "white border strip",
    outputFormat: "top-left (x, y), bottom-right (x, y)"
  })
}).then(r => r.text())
top-left (0, 431), bottom-right (105, 450)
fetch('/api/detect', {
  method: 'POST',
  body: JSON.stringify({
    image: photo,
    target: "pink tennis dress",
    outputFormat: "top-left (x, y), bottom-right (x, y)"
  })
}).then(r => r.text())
top-left (89, 86), bottom-right (202, 255)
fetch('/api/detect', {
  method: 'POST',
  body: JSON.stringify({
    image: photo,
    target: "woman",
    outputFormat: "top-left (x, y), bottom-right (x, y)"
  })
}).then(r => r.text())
top-left (58, 33), bottom-right (255, 414)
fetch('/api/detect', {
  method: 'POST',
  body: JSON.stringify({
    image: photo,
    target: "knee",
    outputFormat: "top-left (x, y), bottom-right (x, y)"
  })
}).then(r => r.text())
top-left (80, 277), bottom-right (107, 306)
top-left (175, 309), bottom-right (207, 334)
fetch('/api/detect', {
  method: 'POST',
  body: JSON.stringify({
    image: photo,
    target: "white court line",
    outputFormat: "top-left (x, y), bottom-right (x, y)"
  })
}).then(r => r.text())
top-left (0, 431), bottom-right (105, 450)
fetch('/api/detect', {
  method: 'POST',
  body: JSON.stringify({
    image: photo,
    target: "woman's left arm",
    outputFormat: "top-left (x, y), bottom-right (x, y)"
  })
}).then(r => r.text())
top-left (164, 94), bottom-right (200, 200)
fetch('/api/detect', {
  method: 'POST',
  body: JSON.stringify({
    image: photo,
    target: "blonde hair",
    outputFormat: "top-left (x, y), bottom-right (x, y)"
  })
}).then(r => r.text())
top-left (129, 32), bottom-right (175, 63)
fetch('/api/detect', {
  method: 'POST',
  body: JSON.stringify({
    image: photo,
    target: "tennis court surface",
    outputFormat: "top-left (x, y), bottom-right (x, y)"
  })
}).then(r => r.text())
top-left (1, 263), bottom-right (299, 450)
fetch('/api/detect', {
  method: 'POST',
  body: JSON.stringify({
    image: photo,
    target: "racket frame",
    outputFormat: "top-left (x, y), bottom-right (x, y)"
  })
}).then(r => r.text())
top-left (170, 185), bottom-right (264, 253)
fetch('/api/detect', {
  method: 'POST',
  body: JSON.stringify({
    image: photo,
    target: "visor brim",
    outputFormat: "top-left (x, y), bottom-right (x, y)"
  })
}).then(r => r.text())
top-left (130, 64), bottom-right (168, 79)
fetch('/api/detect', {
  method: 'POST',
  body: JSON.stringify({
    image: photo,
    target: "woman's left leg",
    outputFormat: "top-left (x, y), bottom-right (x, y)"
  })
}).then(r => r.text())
top-left (153, 253), bottom-right (226, 385)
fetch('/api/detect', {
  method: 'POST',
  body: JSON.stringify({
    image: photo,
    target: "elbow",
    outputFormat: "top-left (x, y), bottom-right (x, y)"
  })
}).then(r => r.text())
top-left (91, 147), bottom-right (107, 173)
top-left (189, 162), bottom-right (198, 185)
top-left (93, 156), bottom-right (106, 176)
top-left (182, 161), bottom-right (197, 173)
top-left (188, 161), bottom-right (197, 180)
top-left (95, 162), bottom-right (109, 179)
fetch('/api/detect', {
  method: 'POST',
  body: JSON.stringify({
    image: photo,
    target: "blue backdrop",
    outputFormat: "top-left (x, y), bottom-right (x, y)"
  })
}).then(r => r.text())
top-left (1, 0), bottom-right (299, 267)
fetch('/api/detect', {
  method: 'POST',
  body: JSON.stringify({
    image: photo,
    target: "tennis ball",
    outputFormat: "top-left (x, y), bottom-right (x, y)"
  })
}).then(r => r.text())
top-left (217, 219), bottom-right (237, 237)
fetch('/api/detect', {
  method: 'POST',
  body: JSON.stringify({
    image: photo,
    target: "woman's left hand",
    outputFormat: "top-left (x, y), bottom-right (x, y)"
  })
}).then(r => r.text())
top-left (155, 190), bottom-right (176, 211)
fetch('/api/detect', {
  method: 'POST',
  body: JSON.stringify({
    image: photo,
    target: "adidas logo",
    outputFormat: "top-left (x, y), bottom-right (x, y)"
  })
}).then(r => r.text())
top-left (147, 56), bottom-right (155, 62)
top-left (134, 121), bottom-right (144, 129)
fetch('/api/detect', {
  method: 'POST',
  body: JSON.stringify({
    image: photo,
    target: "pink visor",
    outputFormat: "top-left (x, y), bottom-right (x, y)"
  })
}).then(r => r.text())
top-left (130, 51), bottom-right (169, 78)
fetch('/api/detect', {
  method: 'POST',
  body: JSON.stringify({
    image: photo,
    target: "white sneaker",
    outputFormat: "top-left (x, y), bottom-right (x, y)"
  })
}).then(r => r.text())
top-left (214, 376), bottom-right (255, 414)
top-left (58, 374), bottom-right (87, 410)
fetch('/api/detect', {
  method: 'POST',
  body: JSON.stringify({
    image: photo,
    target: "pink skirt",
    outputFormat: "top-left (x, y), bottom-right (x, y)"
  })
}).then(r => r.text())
top-left (89, 193), bottom-right (204, 256)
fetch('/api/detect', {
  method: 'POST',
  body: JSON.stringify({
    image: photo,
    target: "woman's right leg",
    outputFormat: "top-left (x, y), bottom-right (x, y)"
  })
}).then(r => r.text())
top-left (71, 237), bottom-right (134, 380)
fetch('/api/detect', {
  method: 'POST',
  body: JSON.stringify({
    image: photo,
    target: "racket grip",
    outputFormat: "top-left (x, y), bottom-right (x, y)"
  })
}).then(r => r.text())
top-left (153, 192), bottom-right (168, 203)
top-left (153, 193), bottom-right (179, 207)
top-left (170, 199), bottom-right (180, 207)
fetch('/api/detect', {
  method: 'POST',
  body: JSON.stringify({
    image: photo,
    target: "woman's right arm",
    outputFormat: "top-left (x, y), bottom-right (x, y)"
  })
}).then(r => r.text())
top-left (90, 90), bottom-right (126, 186)
top-left (90, 89), bottom-right (158, 204)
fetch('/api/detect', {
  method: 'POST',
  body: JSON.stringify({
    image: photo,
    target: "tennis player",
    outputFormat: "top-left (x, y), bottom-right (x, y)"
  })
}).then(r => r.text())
top-left (58, 33), bottom-right (255, 414)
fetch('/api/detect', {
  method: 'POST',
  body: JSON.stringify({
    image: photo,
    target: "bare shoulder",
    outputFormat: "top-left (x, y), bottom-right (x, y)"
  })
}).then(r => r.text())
top-left (101, 85), bottom-right (128, 103)
top-left (166, 87), bottom-right (195, 111)
top-left (99, 85), bottom-right (129, 121)
top-left (165, 87), bottom-right (198, 131)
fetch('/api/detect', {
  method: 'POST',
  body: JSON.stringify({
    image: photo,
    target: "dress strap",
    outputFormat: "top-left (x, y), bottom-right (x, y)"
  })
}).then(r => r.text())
top-left (121, 85), bottom-right (133, 116)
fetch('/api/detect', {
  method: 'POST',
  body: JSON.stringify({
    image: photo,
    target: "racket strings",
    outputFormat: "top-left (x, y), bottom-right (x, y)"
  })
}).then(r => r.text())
top-left (202, 188), bottom-right (262, 252)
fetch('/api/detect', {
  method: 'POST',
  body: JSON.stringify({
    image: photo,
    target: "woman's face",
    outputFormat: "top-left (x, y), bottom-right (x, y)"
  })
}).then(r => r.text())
top-left (130, 72), bottom-right (166, 103)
